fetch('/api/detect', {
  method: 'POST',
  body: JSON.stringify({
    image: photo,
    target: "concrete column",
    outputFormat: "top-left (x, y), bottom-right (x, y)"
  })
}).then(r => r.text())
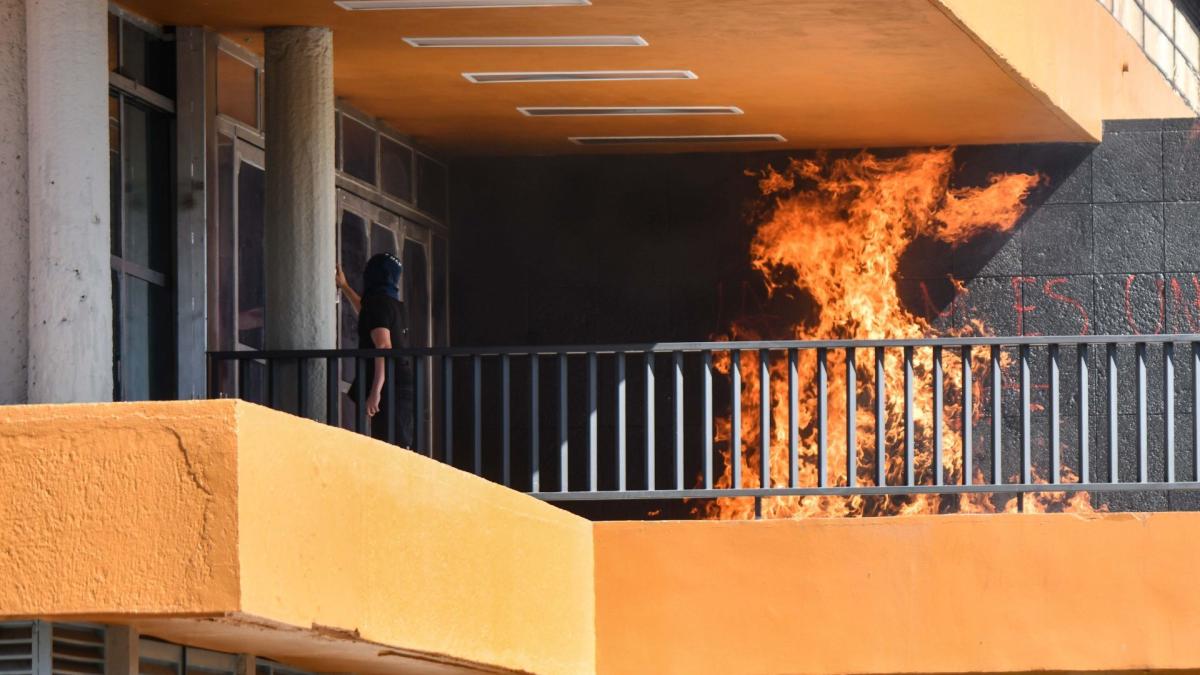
top-left (0, 0), bottom-right (28, 404)
top-left (26, 0), bottom-right (112, 403)
top-left (264, 27), bottom-right (335, 416)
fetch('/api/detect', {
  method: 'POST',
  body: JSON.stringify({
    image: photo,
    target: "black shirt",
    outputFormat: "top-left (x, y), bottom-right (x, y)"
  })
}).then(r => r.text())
top-left (358, 293), bottom-right (409, 350)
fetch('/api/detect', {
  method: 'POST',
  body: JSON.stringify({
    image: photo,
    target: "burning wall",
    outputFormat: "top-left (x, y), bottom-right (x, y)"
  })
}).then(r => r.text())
top-left (452, 117), bottom-right (1200, 517)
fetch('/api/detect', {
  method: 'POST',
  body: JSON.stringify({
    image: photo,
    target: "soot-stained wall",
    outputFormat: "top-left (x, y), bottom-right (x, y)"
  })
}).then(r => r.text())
top-left (451, 117), bottom-right (1200, 511)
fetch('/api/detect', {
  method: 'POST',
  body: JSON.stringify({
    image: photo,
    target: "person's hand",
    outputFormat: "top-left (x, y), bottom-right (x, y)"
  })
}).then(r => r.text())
top-left (367, 389), bottom-right (381, 417)
top-left (335, 264), bottom-right (349, 290)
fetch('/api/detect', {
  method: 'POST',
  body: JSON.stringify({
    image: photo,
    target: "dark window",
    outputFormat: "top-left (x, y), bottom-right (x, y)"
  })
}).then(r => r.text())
top-left (404, 239), bottom-right (429, 348)
top-left (342, 116), bottom-right (377, 185)
top-left (119, 21), bottom-right (175, 97)
top-left (416, 154), bottom-right (447, 221)
top-left (339, 210), bottom-right (369, 380)
top-left (215, 133), bottom-right (235, 350)
top-left (433, 235), bottom-right (448, 346)
top-left (108, 14), bottom-right (119, 73)
top-left (123, 276), bottom-right (174, 401)
top-left (217, 49), bottom-right (258, 128)
top-left (380, 136), bottom-right (414, 202)
top-left (122, 100), bottom-right (172, 273)
top-left (371, 223), bottom-right (398, 257)
top-left (237, 162), bottom-right (266, 349)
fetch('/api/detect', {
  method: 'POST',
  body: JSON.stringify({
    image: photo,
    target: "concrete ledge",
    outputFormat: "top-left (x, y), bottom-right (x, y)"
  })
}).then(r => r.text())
top-left (0, 401), bottom-right (596, 675)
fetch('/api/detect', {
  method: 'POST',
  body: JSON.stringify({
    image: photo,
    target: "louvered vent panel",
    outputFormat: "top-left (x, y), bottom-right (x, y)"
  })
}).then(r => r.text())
top-left (0, 623), bottom-right (35, 675)
top-left (50, 624), bottom-right (104, 675)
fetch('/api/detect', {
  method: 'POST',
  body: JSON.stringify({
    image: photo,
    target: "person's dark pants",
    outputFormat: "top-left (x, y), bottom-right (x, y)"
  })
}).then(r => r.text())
top-left (370, 386), bottom-right (415, 449)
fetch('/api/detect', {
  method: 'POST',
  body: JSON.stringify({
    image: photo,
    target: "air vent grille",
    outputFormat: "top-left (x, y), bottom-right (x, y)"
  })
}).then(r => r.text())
top-left (464, 70), bottom-right (697, 83)
top-left (570, 134), bottom-right (786, 146)
top-left (0, 623), bottom-right (35, 675)
top-left (51, 624), bottom-right (105, 675)
top-left (520, 106), bottom-right (742, 116)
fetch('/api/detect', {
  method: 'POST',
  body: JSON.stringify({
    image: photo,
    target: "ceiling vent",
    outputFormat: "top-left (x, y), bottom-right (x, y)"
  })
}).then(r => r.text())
top-left (520, 106), bottom-right (742, 116)
top-left (464, 70), bottom-right (698, 83)
top-left (337, 0), bottom-right (590, 8)
top-left (569, 134), bottom-right (786, 145)
top-left (406, 36), bottom-right (646, 47)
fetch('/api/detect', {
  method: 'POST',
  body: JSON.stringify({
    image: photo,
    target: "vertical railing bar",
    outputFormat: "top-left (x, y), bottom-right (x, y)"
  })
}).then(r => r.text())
top-left (991, 345), bottom-right (1002, 486)
top-left (846, 347), bottom-right (857, 488)
top-left (502, 354), bottom-right (511, 486)
top-left (559, 353), bottom-right (569, 492)
top-left (473, 355), bottom-right (482, 476)
top-left (267, 359), bottom-right (275, 409)
top-left (1020, 344), bottom-right (1031, 485)
top-left (1137, 342), bottom-right (1148, 483)
top-left (646, 352), bottom-right (656, 491)
top-left (962, 346), bottom-right (972, 486)
top-left (933, 345), bottom-right (943, 486)
top-left (1108, 343), bottom-right (1119, 484)
top-left (616, 352), bottom-right (627, 492)
top-left (326, 357), bottom-right (338, 429)
top-left (760, 349), bottom-right (771, 489)
top-left (531, 354), bottom-right (540, 493)
top-left (789, 348), bottom-right (799, 489)
top-left (588, 352), bottom-right (598, 492)
top-left (674, 351), bottom-right (684, 490)
top-left (703, 350), bottom-right (714, 490)
top-left (875, 347), bottom-right (885, 487)
top-left (903, 345), bottom-right (914, 487)
top-left (385, 357), bottom-right (397, 445)
top-left (237, 358), bottom-right (246, 401)
top-left (817, 347), bottom-right (828, 488)
top-left (1165, 342), bottom-right (1175, 483)
top-left (1079, 344), bottom-right (1089, 484)
top-left (416, 356), bottom-right (427, 455)
top-left (297, 359), bottom-right (308, 421)
top-left (731, 349), bottom-right (742, 490)
top-left (443, 355), bottom-right (454, 465)
top-left (1194, 342), bottom-right (1200, 482)
top-left (356, 357), bottom-right (367, 436)
top-left (1050, 343), bottom-right (1061, 484)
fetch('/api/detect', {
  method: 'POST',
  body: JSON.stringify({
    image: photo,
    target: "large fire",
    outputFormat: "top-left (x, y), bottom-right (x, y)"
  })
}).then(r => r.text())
top-left (705, 148), bottom-right (1097, 519)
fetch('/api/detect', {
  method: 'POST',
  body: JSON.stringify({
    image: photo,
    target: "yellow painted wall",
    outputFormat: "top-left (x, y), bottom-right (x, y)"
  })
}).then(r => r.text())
top-left (594, 514), bottom-right (1200, 675)
top-left (936, 0), bottom-right (1194, 140)
top-left (235, 403), bottom-right (596, 675)
top-left (0, 402), bottom-right (241, 616)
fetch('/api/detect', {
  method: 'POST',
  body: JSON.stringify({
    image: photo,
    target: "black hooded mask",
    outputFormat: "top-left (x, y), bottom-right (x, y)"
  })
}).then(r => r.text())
top-left (362, 253), bottom-right (403, 302)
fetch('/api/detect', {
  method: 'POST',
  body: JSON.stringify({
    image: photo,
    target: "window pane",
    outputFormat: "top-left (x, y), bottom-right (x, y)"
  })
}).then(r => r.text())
top-left (217, 49), bottom-right (258, 127)
top-left (339, 210), bottom-right (368, 378)
top-left (416, 155), bottom-right (447, 222)
top-left (122, 100), bottom-right (173, 273)
top-left (380, 137), bottom-right (413, 202)
top-left (216, 133), bottom-right (236, 351)
top-left (433, 235), bottom-right (447, 347)
top-left (108, 13), bottom-right (119, 73)
top-left (342, 117), bottom-right (376, 185)
top-left (403, 238), bottom-right (429, 348)
top-left (370, 223), bottom-right (397, 257)
top-left (237, 161), bottom-right (266, 349)
top-left (112, 270), bottom-right (121, 399)
top-left (123, 276), bottom-right (174, 401)
top-left (121, 21), bottom-right (174, 96)
top-left (109, 94), bottom-right (121, 257)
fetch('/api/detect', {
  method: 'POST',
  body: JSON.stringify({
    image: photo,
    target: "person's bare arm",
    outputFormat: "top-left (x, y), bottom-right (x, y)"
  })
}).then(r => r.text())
top-left (336, 265), bottom-right (362, 314)
top-left (366, 327), bottom-right (392, 417)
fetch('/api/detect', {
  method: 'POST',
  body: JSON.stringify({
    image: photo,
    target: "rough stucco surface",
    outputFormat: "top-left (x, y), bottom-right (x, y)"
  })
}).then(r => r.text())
top-left (263, 27), bottom-right (335, 353)
top-left (236, 403), bottom-right (597, 675)
top-left (0, 402), bottom-right (240, 615)
top-left (595, 514), bottom-right (1200, 675)
top-left (0, 0), bottom-right (28, 404)
top-left (25, 0), bottom-right (112, 403)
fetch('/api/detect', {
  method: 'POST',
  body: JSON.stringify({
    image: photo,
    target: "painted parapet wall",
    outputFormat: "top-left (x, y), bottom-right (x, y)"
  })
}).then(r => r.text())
top-left (594, 514), bottom-right (1200, 675)
top-left (0, 401), bottom-right (596, 675)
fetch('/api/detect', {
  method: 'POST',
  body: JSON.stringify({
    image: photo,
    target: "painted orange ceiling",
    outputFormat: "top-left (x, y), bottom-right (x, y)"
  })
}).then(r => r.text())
top-left (118, 0), bottom-right (1086, 157)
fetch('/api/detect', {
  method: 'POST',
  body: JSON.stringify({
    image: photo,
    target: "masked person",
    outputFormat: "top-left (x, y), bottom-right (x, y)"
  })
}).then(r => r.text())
top-left (349, 253), bottom-right (413, 448)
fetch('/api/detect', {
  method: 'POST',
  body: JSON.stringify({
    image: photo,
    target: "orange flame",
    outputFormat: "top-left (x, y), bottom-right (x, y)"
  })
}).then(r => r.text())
top-left (705, 148), bottom-right (1098, 519)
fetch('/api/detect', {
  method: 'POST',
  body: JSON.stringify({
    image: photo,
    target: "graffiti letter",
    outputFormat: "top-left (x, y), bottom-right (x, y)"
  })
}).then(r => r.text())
top-left (1043, 278), bottom-right (1090, 336)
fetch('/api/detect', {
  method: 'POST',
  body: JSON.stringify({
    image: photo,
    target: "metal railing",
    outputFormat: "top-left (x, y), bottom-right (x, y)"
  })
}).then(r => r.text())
top-left (209, 334), bottom-right (1200, 505)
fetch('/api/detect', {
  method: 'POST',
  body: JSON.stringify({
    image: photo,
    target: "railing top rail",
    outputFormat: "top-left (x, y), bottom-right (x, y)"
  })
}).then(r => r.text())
top-left (207, 334), bottom-right (1200, 360)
